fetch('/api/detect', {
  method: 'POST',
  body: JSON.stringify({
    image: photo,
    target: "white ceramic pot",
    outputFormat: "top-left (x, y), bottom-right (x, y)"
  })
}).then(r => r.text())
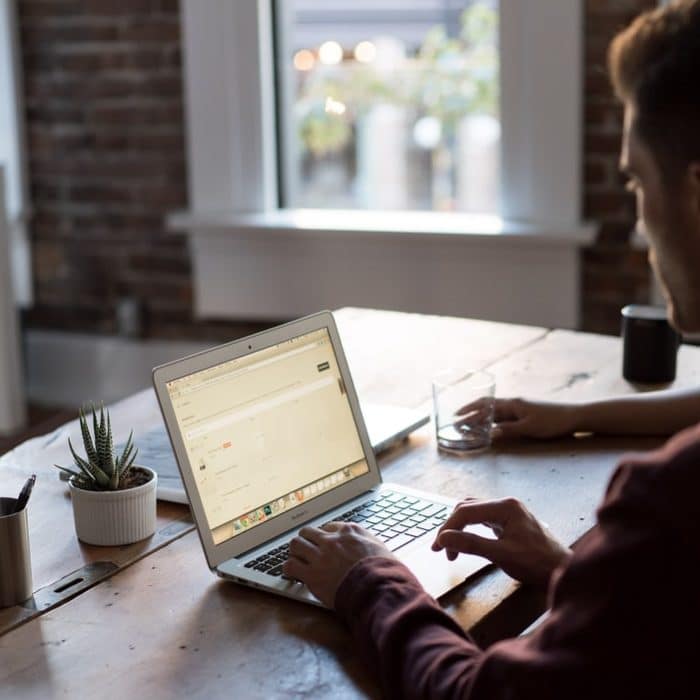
top-left (69, 467), bottom-right (157, 546)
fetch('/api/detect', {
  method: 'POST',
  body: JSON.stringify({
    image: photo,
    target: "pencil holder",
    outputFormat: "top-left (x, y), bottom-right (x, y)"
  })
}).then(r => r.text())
top-left (0, 497), bottom-right (33, 607)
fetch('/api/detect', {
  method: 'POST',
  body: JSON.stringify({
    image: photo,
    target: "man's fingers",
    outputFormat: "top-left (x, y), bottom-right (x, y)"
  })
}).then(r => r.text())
top-left (490, 421), bottom-right (524, 441)
top-left (432, 499), bottom-right (513, 550)
top-left (436, 530), bottom-right (501, 560)
top-left (454, 406), bottom-right (492, 428)
top-left (456, 397), bottom-right (491, 416)
top-left (289, 535), bottom-right (320, 563)
top-left (297, 526), bottom-right (328, 545)
top-left (492, 399), bottom-right (521, 423)
top-left (282, 556), bottom-right (306, 581)
top-left (441, 500), bottom-right (510, 532)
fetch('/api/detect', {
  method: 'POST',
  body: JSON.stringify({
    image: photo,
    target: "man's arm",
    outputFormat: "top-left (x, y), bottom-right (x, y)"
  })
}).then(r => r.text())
top-left (490, 386), bottom-right (700, 440)
top-left (286, 424), bottom-right (700, 699)
top-left (332, 457), bottom-right (688, 699)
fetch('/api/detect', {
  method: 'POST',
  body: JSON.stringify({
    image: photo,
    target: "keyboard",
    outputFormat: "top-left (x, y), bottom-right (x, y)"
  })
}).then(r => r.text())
top-left (243, 491), bottom-right (450, 577)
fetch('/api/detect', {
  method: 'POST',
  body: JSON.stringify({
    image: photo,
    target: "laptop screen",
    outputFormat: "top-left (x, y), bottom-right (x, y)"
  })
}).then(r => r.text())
top-left (165, 328), bottom-right (370, 545)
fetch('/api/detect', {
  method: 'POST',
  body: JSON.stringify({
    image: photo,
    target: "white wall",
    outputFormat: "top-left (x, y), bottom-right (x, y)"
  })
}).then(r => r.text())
top-left (190, 227), bottom-right (583, 328)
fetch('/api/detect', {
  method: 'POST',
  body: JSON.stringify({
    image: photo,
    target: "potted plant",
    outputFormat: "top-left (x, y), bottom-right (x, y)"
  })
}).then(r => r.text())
top-left (55, 405), bottom-right (157, 546)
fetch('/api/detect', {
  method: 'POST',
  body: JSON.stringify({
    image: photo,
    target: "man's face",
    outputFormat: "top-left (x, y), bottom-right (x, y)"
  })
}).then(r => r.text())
top-left (620, 104), bottom-right (700, 333)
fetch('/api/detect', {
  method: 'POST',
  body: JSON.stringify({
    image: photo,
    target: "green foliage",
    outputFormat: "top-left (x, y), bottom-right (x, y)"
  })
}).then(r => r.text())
top-left (298, 100), bottom-right (353, 156)
top-left (297, 3), bottom-right (498, 157)
top-left (55, 404), bottom-right (138, 491)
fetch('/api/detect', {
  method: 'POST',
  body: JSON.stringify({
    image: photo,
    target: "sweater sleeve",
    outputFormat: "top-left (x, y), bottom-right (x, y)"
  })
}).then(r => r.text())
top-left (334, 556), bottom-right (488, 699)
top-left (334, 425), bottom-right (700, 700)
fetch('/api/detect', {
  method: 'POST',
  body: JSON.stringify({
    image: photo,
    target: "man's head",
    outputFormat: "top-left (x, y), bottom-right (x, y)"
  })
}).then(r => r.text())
top-left (609, 0), bottom-right (700, 333)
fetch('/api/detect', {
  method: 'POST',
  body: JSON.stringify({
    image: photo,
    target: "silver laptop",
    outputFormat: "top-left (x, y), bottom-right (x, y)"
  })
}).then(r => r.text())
top-left (152, 310), bottom-right (491, 606)
top-left (121, 402), bottom-right (429, 504)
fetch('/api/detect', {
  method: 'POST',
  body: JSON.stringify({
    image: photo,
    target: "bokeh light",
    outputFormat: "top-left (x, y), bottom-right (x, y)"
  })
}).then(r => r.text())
top-left (318, 41), bottom-right (343, 65)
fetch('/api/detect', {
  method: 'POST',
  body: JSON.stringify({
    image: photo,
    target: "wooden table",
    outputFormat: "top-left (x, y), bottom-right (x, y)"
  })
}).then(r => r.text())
top-left (2, 308), bottom-right (700, 698)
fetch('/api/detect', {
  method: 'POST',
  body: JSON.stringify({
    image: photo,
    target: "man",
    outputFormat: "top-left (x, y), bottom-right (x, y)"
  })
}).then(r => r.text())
top-left (283, 2), bottom-right (700, 698)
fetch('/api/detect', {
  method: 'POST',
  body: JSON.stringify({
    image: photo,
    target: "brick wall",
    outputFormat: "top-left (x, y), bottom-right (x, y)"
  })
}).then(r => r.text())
top-left (17, 0), bottom-right (659, 339)
top-left (17, 0), bottom-right (267, 341)
top-left (581, 0), bottom-right (657, 334)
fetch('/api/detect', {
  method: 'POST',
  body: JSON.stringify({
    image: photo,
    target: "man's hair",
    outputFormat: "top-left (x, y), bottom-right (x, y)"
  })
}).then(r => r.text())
top-left (608, 0), bottom-right (700, 181)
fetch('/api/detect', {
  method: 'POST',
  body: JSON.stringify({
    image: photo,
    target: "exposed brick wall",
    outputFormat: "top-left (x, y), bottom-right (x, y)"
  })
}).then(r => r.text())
top-left (581, 0), bottom-right (657, 334)
top-left (17, 0), bottom-right (659, 340)
top-left (17, 0), bottom-right (265, 341)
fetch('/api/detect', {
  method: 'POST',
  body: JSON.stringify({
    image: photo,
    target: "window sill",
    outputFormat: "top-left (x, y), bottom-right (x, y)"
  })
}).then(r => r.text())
top-left (171, 208), bottom-right (596, 328)
top-left (168, 209), bottom-right (596, 247)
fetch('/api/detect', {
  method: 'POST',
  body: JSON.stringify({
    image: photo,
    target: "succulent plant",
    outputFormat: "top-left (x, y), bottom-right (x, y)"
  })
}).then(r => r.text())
top-left (55, 404), bottom-right (138, 491)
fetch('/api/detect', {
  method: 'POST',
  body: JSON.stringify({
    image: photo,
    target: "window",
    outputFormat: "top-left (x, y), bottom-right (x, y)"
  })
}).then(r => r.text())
top-left (180, 0), bottom-right (582, 227)
top-left (276, 1), bottom-right (500, 214)
top-left (176, 1), bottom-right (590, 329)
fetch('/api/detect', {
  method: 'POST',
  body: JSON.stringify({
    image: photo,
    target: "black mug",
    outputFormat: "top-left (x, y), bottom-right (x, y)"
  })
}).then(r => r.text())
top-left (621, 304), bottom-right (681, 384)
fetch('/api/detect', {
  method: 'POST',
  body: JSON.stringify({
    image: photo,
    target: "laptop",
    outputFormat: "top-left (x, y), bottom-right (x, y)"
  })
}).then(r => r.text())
top-left (121, 402), bottom-right (429, 504)
top-left (152, 310), bottom-right (491, 606)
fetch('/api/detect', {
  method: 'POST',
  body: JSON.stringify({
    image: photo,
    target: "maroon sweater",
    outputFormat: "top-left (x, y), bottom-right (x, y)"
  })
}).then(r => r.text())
top-left (335, 423), bottom-right (700, 699)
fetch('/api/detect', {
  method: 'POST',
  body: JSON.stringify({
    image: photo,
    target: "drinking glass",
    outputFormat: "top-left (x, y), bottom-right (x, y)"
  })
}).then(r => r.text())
top-left (432, 369), bottom-right (495, 453)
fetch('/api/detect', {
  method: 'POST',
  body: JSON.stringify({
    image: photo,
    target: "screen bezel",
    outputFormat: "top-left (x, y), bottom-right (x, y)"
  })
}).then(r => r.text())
top-left (152, 310), bottom-right (381, 569)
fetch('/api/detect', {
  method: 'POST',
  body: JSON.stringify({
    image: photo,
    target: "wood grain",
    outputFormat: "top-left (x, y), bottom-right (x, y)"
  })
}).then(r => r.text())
top-left (3, 307), bottom-right (700, 697)
top-left (0, 391), bottom-right (193, 633)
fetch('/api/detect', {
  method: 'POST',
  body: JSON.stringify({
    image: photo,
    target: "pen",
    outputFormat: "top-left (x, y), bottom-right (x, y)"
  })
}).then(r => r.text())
top-left (14, 474), bottom-right (36, 513)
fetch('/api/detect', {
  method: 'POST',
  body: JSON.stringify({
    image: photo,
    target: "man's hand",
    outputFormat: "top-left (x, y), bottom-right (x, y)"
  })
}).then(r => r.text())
top-left (432, 497), bottom-right (572, 586)
top-left (482, 398), bottom-right (579, 440)
top-left (283, 522), bottom-right (394, 607)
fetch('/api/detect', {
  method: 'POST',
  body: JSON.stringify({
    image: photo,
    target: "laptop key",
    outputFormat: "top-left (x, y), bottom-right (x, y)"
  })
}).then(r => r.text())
top-left (420, 504), bottom-right (447, 518)
top-left (407, 527), bottom-right (428, 538)
top-left (385, 533), bottom-right (414, 551)
top-left (268, 565), bottom-right (285, 577)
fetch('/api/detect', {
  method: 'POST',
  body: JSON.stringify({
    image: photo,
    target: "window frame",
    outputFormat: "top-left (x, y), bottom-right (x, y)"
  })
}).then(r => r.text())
top-left (175, 0), bottom-right (593, 329)
top-left (179, 0), bottom-right (584, 228)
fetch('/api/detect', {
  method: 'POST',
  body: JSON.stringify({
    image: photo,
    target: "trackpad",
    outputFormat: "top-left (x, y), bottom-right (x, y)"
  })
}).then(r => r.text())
top-left (399, 526), bottom-right (494, 600)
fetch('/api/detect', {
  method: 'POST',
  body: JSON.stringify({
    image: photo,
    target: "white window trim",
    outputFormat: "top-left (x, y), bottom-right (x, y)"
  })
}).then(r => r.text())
top-left (0, 0), bottom-right (32, 307)
top-left (175, 0), bottom-right (594, 328)
top-left (0, 168), bottom-right (26, 433)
